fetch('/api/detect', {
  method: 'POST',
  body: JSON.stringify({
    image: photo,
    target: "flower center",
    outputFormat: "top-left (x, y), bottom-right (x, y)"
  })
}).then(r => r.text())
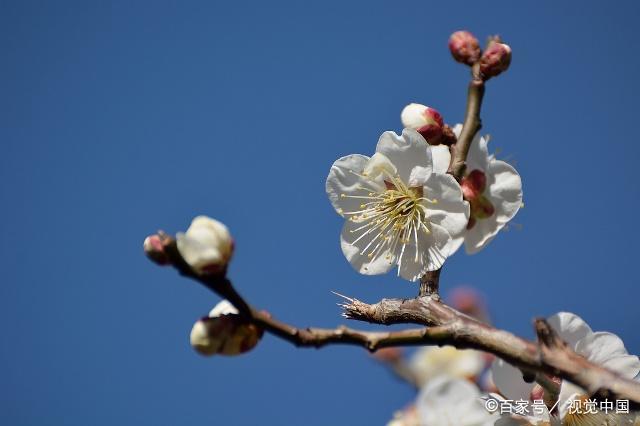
top-left (340, 170), bottom-right (438, 269)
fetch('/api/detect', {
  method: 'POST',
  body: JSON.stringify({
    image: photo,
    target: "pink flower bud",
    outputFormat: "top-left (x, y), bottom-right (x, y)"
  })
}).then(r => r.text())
top-left (448, 31), bottom-right (481, 65)
top-left (461, 170), bottom-right (496, 229)
top-left (479, 42), bottom-right (512, 79)
top-left (449, 286), bottom-right (489, 323)
top-left (190, 300), bottom-right (263, 356)
top-left (460, 169), bottom-right (487, 200)
top-left (372, 347), bottom-right (403, 363)
top-left (400, 103), bottom-right (444, 145)
top-left (143, 234), bottom-right (170, 265)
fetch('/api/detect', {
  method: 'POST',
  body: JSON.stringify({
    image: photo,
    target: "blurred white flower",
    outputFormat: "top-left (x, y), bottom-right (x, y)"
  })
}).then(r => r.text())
top-left (416, 375), bottom-right (498, 426)
top-left (387, 406), bottom-right (420, 426)
top-left (409, 346), bottom-right (486, 386)
top-left (430, 125), bottom-right (522, 254)
top-left (486, 393), bottom-right (555, 426)
top-left (326, 129), bottom-right (469, 281)
top-left (177, 215), bottom-right (234, 274)
top-left (491, 312), bottom-right (640, 425)
top-left (190, 300), bottom-right (262, 356)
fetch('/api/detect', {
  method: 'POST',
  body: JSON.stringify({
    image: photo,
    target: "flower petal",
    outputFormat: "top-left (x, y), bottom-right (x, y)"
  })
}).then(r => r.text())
top-left (464, 214), bottom-right (501, 254)
top-left (462, 160), bottom-right (522, 254)
top-left (467, 133), bottom-right (491, 172)
top-left (375, 129), bottom-right (432, 186)
top-left (409, 346), bottom-right (485, 385)
top-left (340, 218), bottom-right (396, 276)
top-left (546, 312), bottom-right (593, 350)
top-left (557, 387), bottom-right (586, 418)
top-left (430, 144), bottom-right (451, 175)
top-left (423, 173), bottom-right (470, 240)
top-left (486, 159), bottom-right (523, 224)
top-left (209, 300), bottom-right (239, 317)
top-left (490, 358), bottom-right (534, 401)
top-left (448, 235), bottom-right (465, 256)
top-left (401, 103), bottom-right (429, 129)
top-left (416, 375), bottom-right (496, 426)
top-left (363, 152), bottom-right (397, 180)
top-left (326, 154), bottom-right (382, 217)
top-left (575, 331), bottom-right (640, 379)
top-left (397, 222), bottom-right (451, 281)
top-left (491, 392), bottom-right (552, 426)
top-left (176, 233), bottom-right (224, 270)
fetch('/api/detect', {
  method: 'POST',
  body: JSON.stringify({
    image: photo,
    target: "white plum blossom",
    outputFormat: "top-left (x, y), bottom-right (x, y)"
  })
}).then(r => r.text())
top-left (416, 375), bottom-right (498, 426)
top-left (491, 312), bottom-right (640, 425)
top-left (409, 345), bottom-right (486, 386)
top-left (326, 129), bottom-right (469, 281)
top-left (177, 215), bottom-right (234, 274)
top-left (430, 125), bottom-right (522, 254)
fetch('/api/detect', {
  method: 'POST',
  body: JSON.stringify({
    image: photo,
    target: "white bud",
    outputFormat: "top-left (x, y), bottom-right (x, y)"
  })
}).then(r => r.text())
top-left (176, 216), bottom-right (234, 275)
top-left (190, 300), bottom-right (262, 356)
top-left (400, 103), bottom-right (444, 144)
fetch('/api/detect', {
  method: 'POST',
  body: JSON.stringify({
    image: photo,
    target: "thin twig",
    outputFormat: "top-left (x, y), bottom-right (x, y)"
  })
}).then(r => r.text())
top-left (155, 234), bottom-right (640, 405)
top-left (447, 46), bottom-right (487, 180)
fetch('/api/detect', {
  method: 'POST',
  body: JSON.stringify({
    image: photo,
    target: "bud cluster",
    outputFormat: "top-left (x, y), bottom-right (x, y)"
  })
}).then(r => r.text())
top-left (448, 30), bottom-right (511, 80)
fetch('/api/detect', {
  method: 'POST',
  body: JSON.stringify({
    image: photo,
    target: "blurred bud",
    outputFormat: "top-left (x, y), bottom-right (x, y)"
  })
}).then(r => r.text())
top-left (372, 347), bottom-right (403, 363)
top-left (479, 41), bottom-right (512, 80)
top-left (400, 103), bottom-right (444, 144)
top-left (530, 384), bottom-right (544, 402)
top-left (190, 300), bottom-right (263, 356)
top-left (143, 234), bottom-right (169, 265)
top-left (448, 31), bottom-right (481, 65)
top-left (449, 286), bottom-right (489, 323)
top-left (176, 216), bottom-right (234, 275)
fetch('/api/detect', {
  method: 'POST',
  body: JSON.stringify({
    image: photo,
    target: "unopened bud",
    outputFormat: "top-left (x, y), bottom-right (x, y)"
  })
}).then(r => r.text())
top-left (448, 31), bottom-right (481, 65)
top-left (190, 300), bottom-right (263, 356)
top-left (479, 42), bottom-right (511, 80)
top-left (143, 234), bottom-right (169, 265)
top-left (372, 347), bottom-right (403, 363)
top-left (176, 215), bottom-right (234, 275)
top-left (440, 125), bottom-right (457, 146)
top-left (461, 169), bottom-right (487, 200)
top-left (449, 286), bottom-right (488, 322)
top-left (400, 103), bottom-right (444, 145)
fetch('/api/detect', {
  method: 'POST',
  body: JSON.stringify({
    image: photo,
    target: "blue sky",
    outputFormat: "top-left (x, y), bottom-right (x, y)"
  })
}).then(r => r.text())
top-left (2, 1), bottom-right (640, 425)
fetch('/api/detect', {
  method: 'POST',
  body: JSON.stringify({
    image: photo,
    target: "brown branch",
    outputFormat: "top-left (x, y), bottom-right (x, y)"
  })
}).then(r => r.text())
top-left (153, 234), bottom-right (640, 404)
top-left (448, 63), bottom-right (485, 181)
top-left (419, 269), bottom-right (441, 298)
top-left (341, 294), bottom-right (640, 405)
top-left (158, 234), bottom-right (452, 351)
